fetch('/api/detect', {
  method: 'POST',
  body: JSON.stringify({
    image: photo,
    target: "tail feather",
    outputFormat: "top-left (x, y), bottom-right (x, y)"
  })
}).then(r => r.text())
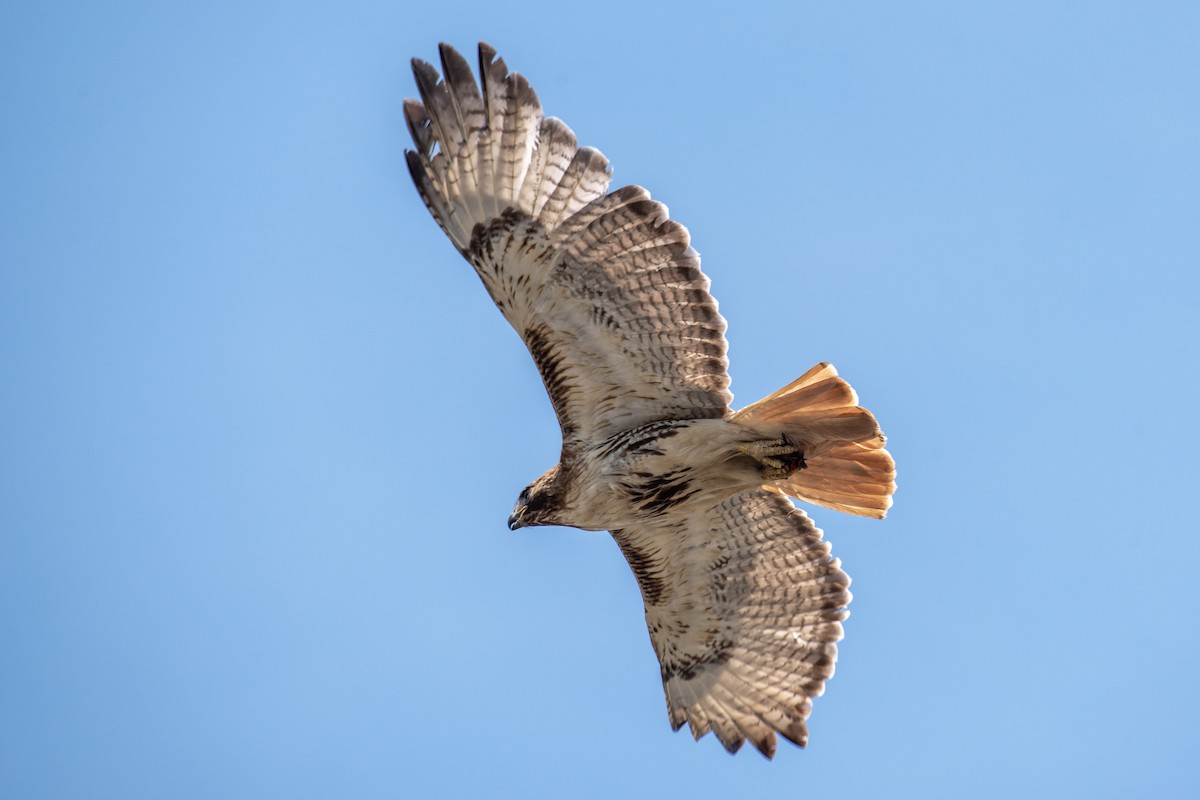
top-left (734, 363), bottom-right (896, 519)
top-left (736, 362), bottom-right (857, 416)
top-left (776, 406), bottom-right (881, 443)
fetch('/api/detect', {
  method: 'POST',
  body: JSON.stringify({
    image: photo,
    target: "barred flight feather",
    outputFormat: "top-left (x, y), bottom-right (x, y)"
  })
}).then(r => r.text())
top-left (405, 42), bottom-right (895, 759)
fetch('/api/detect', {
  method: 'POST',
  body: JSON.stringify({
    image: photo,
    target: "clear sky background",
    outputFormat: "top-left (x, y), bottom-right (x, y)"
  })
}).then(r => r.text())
top-left (2, 1), bottom-right (1198, 797)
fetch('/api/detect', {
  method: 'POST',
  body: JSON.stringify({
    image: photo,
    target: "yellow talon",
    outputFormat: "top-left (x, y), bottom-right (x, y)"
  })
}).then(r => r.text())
top-left (737, 436), bottom-right (807, 480)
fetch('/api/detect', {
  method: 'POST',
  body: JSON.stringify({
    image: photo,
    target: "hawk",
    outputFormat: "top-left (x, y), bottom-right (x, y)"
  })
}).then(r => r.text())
top-left (405, 43), bottom-right (895, 758)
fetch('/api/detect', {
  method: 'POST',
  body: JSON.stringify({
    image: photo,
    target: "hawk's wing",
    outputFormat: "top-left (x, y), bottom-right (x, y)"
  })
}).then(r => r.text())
top-left (612, 489), bottom-right (851, 758)
top-left (405, 43), bottom-right (732, 446)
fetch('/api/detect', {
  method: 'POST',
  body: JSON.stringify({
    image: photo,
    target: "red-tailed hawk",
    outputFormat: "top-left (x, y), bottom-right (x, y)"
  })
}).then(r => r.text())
top-left (405, 43), bottom-right (895, 758)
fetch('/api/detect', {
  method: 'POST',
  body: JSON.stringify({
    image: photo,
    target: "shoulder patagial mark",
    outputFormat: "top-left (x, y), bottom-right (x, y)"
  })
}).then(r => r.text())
top-left (523, 322), bottom-right (575, 436)
top-left (612, 529), bottom-right (668, 606)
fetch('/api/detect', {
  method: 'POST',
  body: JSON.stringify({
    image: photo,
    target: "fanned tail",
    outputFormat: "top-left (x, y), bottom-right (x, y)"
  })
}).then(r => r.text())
top-left (405, 42), bottom-right (613, 254)
top-left (732, 363), bottom-right (896, 519)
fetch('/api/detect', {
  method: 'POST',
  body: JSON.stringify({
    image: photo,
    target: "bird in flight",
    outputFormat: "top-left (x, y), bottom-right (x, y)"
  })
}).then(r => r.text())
top-left (405, 42), bottom-right (895, 758)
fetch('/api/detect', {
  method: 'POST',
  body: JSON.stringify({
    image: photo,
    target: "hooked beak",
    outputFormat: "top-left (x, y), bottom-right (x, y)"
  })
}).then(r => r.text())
top-left (507, 506), bottom-right (526, 531)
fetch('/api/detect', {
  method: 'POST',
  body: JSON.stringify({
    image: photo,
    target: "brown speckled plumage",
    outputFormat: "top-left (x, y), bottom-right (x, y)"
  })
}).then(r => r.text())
top-left (406, 43), bottom-right (895, 758)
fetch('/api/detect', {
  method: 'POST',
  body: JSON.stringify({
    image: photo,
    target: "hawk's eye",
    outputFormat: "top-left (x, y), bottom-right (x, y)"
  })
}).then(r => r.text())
top-left (408, 42), bottom-right (896, 758)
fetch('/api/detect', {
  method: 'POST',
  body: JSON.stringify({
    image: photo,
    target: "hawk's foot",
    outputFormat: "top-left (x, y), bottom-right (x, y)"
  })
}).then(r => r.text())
top-left (737, 434), bottom-right (808, 481)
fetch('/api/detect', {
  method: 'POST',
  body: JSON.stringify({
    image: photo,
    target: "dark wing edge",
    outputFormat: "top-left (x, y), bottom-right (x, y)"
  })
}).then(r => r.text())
top-left (612, 489), bottom-right (851, 758)
top-left (405, 43), bottom-right (732, 444)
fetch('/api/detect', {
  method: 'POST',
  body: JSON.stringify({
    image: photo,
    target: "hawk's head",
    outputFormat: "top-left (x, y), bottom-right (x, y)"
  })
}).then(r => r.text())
top-left (508, 466), bottom-right (568, 530)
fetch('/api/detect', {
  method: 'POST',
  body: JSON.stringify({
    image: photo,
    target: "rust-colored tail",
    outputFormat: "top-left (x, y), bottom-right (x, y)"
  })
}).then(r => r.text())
top-left (732, 363), bottom-right (896, 519)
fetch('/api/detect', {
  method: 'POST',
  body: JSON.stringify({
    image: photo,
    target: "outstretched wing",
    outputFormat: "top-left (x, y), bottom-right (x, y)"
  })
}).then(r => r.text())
top-left (405, 43), bottom-right (732, 447)
top-left (611, 489), bottom-right (851, 759)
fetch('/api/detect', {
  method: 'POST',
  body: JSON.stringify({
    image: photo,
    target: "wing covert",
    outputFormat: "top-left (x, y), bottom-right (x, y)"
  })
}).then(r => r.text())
top-left (406, 43), bottom-right (732, 445)
top-left (612, 489), bottom-right (852, 758)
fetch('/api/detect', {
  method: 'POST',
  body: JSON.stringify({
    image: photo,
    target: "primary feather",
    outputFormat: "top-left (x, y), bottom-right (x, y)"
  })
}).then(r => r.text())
top-left (405, 42), bottom-right (895, 758)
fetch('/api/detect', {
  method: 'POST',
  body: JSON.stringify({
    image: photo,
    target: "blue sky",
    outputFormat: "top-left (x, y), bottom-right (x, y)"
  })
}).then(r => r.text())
top-left (2, 1), bottom-right (1198, 797)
